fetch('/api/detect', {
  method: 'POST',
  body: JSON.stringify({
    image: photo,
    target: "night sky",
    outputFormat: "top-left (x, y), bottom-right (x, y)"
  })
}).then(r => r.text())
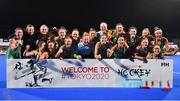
top-left (0, 0), bottom-right (180, 39)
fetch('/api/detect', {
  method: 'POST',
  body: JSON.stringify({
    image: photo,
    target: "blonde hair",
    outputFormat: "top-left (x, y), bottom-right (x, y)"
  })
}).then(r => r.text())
top-left (26, 24), bottom-right (34, 30)
top-left (142, 28), bottom-right (150, 35)
top-left (82, 32), bottom-right (90, 38)
top-left (40, 24), bottom-right (48, 31)
top-left (100, 22), bottom-right (108, 27)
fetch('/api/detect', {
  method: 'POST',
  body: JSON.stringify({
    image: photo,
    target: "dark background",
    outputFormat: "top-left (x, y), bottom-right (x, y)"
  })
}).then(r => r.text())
top-left (0, 0), bottom-right (180, 40)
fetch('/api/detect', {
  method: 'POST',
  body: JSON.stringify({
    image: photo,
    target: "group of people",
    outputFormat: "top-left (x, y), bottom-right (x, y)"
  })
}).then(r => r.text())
top-left (7, 22), bottom-right (178, 62)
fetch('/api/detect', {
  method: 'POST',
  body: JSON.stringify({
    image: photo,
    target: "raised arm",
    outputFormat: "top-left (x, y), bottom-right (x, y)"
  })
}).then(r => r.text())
top-left (163, 47), bottom-right (178, 56)
top-left (55, 45), bottom-right (64, 58)
top-left (165, 38), bottom-right (170, 51)
top-left (23, 45), bottom-right (36, 57)
top-left (94, 42), bottom-right (101, 59)
top-left (108, 44), bottom-right (116, 57)
top-left (37, 52), bottom-right (49, 61)
top-left (9, 39), bottom-right (18, 50)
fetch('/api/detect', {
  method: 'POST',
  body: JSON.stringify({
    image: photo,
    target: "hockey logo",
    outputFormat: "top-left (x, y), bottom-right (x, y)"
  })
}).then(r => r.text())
top-left (13, 59), bottom-right (53, 87)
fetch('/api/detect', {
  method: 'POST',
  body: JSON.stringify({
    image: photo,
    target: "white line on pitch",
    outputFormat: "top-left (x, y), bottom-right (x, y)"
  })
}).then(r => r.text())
top-left (173, 72), bottom-right (180, 74)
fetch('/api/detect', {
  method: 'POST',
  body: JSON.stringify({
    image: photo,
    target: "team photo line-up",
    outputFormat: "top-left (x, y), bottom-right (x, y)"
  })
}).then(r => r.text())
top-left (7, 22), bottom-right (178, 62)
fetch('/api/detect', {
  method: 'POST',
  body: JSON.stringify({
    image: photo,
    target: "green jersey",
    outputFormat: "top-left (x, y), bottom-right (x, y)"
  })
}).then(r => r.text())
top-left (7, 38), bottom-right (22, 59)
top-left (154, 37), bottom-right (167, 52)
top-left (149, 53), bottom-right (163, 59)
top-left (98, 42), bottom-right (112, 58)
top-left (114, 45), bottom-right (128, 58)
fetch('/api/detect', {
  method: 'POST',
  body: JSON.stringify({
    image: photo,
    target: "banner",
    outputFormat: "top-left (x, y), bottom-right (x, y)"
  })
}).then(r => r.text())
top-left (7, 59), bottom-right (173, 88)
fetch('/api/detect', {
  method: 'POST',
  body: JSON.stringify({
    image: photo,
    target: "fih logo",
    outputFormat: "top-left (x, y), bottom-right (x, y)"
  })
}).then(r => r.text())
top-left (161, 62), bottom-right (169, 67)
